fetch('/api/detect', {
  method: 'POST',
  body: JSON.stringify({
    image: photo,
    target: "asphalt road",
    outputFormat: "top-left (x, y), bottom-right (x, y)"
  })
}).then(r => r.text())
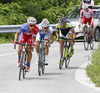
top-left (0, 42), bottom-right (99, 93)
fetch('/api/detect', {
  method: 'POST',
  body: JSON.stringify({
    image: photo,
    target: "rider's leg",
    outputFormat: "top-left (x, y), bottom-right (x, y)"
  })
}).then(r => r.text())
top-left (82, 24), bottom-right (86, 34)
top-left (26, 46), bottom-right (32, 71)
top-left (17, 45), bottom-right (23, 66)
top-left (68, 34), bottom-right (74, 57)
top-left (36, 42), bottom-right (40, 54)
top-left (44, 42), bottom-right (49, 65)
top-left (89, 27), bottom-right (94, 39)
top-left (59, 40), bottom-right (64, 55)
top-left (35, 42), bottom-right (40, 64)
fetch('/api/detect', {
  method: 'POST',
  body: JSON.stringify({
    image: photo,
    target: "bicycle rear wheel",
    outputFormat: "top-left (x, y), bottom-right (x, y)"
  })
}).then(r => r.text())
top-left (38, 49), bottom-right (42, 76)
top-left (84, 33), bottom-right (89, 51)
top-left (59, 46), bottom-right (65, 70)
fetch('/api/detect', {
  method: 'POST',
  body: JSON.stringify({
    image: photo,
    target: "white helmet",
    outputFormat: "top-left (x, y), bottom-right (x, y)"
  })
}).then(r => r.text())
top-left (41, 18), bottom-right (49, 27)
top-left (82, 3), bottom-right (88, 9)
top-left (27, 17), bottom-right (37, 25)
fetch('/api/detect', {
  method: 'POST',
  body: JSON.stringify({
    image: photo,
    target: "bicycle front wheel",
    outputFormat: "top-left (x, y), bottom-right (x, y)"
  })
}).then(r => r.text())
top-left (38, 49), bottom-right (42, 76)
top-left (84, 33), bottom-right (89, 51)
top-left (59, 46), bottom-right (65, 70)
top-left (42, 52), bottom-right (45, 74)
top-left (65, 47), bottom-right (70, 68)
top-left (23, 53), bottom-right (27, 78)
top-left (19, 51), bottom-right (25, 80)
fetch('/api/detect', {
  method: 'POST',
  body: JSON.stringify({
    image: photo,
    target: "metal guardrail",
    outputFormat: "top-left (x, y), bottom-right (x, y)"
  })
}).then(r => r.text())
top-left (0, 24), bottom-right (56, 33)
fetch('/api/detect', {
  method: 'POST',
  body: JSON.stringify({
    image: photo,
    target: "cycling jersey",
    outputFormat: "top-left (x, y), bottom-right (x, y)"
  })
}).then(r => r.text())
top-left (36, 25), bottom-right (53, 41)
top-left (19, 23), bottom-right (39, 44)
top-left (19, 23), bottom-right (39, 36)
top-left (80, 8), bottom-right (93, 18)
top-left (80, 8), bottom-right (93, 27)
top-left (83, 0), bottom-right (94, 4)
top-left (56, 22), bottom-right (73, 36)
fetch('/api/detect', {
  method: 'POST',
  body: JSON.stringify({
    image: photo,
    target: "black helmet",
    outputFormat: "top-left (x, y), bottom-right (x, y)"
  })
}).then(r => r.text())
top-left (59, 17), bottom-right (66, 25)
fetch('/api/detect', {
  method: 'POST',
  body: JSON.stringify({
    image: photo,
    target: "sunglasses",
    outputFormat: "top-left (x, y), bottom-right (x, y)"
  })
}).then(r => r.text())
top-left (29, 24), bottom-right (35, 27)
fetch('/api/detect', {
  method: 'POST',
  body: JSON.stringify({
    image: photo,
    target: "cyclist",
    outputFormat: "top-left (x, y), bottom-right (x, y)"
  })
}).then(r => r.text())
top-left (35, 18), bottom-right (53, 65)
top-left (79, 3), bottom-right (95, 41)
top-left (80, 0), bottom-right (94, 6)
top-left (56, 17), bottom-right (76, 57)
top-left (13, 17), bottom-right (39, 72)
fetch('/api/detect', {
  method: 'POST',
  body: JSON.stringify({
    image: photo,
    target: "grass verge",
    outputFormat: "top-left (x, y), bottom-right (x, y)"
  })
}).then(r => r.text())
top-left (86, 43), bottom-right (100, 87)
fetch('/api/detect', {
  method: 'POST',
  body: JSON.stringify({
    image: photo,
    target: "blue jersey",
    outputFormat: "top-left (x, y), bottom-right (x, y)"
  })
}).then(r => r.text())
top-left (19, 23), bottom-right (39, 36)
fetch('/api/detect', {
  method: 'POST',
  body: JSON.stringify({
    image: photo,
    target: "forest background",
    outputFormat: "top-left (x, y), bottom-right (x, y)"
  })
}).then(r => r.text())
top-left (0, 0), bottom-right (99, 43)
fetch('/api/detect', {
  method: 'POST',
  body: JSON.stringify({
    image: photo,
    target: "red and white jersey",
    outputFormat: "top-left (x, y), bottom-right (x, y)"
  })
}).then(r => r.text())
top-left (80, 8), bottom-right (93, 19)
top-left (19, 23), bottom-right (39, 37)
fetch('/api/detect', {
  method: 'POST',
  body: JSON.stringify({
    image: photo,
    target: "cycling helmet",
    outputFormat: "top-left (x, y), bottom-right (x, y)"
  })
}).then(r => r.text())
top-left (82, 3), bottom-right (88, 9)
top-left (41, 18), bottom-right (49, 27)
top-left (59, 17), bottom-right (66, 25)
top-left (27, 17), bottom-right (37, 25)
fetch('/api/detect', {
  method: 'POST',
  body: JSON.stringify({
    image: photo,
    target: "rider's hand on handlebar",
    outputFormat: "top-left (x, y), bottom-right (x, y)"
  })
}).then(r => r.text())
top-left (78, 24), bottom-right (81, 27)
top-left (31, 42), bottom-right (36, 47)
top-left (13, 39), bottom-right (17, 45)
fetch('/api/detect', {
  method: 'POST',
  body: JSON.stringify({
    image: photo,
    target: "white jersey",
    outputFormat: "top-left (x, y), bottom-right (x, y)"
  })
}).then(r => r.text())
top-left (83, 0), bottom-right (94, 4)
top-left (36, 25), bottom-right (53, 41)
top-left (80, 8), bottom-right (93, 18)
top-left (38, 25), bottom-right (53, 35)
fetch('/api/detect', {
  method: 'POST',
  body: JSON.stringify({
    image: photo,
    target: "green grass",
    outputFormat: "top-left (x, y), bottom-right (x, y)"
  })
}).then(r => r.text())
top-left (86, 43), bottom-right (100, 87)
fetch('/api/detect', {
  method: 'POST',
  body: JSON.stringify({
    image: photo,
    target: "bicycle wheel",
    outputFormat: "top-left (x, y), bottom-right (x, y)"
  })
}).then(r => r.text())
top-left (38, 49), bottom-right (42, 76)
top-left (65, 47), bottom-right (70, 68)
top-left (90, 36), bottom-right (93, 50)
top-left (59, 46), bottom-right (65, 70)
top-left (23, 53), bottom-right (27, 78)
top-left (42, 52), bottom-right (45, 74)
top-left (84, 33), bottom-right (89, 51)
top-left (19, 51), bottom-right (24, 80)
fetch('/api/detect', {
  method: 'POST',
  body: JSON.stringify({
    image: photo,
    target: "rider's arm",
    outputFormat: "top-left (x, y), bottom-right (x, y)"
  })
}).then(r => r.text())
top-left (71, 29), bottom-right (76, 40)
top-left (50, 34), bottom-right (53, 44)
top-left (56, 30), bottom-right (59, 39)
top-left (15, 31), bottom-right (20, 40)
top-left (80, 0), bottom-right (83, 6)
top-left (79, 15), bottom-right (82, 26)
top-left (91, 15), bottom-right (94, 26)
top-left (32, 35), bottom-right (36, 43)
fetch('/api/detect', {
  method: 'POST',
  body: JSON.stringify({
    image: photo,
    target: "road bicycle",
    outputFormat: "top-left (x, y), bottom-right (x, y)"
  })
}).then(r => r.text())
top-left (38, 40), bottom-right (50, 76)
top-left (14, 43), bottom-right (32, 80)
top-left (59, 37), bottom-right (73, 70)
top-left (84, 24), bottom-right (94, 51)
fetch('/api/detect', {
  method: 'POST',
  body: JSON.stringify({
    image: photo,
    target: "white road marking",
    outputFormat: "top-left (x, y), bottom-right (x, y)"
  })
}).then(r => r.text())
top-left (0, 52), bottom-right (16, 57)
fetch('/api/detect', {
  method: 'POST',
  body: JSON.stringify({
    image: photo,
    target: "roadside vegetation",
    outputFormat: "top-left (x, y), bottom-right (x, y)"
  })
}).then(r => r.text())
top-left (0, 0), bottom-right (99, 43)
top-left (86, 43), bottom-right (100, 87)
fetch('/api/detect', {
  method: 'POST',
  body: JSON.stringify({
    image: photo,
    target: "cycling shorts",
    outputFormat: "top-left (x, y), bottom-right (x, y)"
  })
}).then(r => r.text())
top-left (82, 17), bottom-right (93, 27)
top-left (19, 33), bottom-right (32, 45)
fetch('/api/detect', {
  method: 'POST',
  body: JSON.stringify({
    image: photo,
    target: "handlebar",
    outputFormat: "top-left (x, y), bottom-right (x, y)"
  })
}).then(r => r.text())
top-left (14, 43), bottom-right (32, 49)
